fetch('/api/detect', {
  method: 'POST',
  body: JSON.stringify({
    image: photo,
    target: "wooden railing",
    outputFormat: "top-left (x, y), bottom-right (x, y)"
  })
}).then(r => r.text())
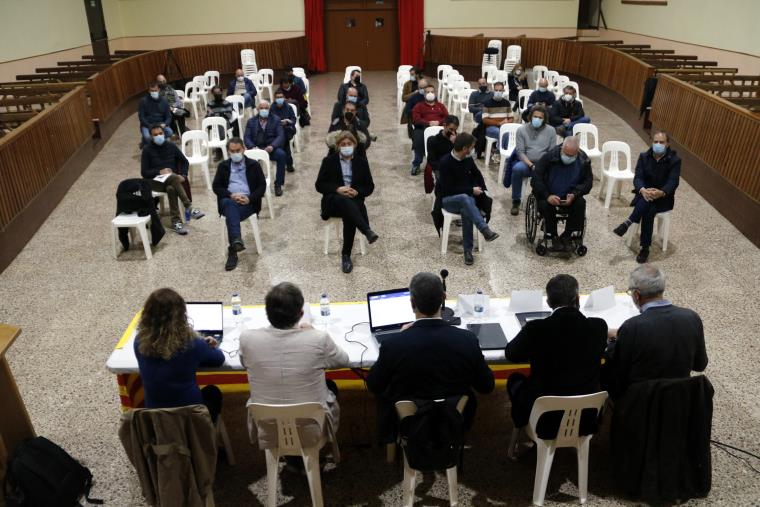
top-left (650, 74), bottom-right (760, 202)
top-left (425, 35), bottom-right (655, 108)
top-left (0, 86), bottom-right (91, 230)
top-left (88, 37), bottom-right (308, 122)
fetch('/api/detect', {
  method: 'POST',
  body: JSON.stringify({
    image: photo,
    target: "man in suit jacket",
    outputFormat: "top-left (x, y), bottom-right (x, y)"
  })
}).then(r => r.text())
top-left (244, 100), bottom-right (288, 196)
top-left (367, 272), bottom-right (495, 443)
top-left (226, 68), bottom-right (257, 107)
top-left (505, 274), bottom-right (607, 432)
top-left (604, 264), bottom-right (708, 399)
top-left (212, 138), bottom-right (267, 271)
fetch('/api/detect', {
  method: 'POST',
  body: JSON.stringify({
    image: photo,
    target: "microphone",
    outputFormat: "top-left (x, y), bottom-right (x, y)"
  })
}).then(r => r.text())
top-left (439, 268), bottom-right (457, 322)
top-left (440, 269), bottom-right (449, 292)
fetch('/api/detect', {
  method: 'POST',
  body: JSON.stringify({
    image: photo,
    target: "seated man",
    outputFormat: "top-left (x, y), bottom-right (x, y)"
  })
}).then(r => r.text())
top-left (330, 86), bottom-right (371, 127)
top-left (402, 77), bottom-right (428, 138)
top-left (604, 264), bottom-right (707, 399)
top-left (271, 89), bottom-right (298, 173)
top-left (482, 81), bottom-right (514, 162)
top-left (205, 85), bottom-right (234, 141)
top-left (468, 78), bottom-right (492, 158)
top-left (244, 100), bottom-right (287, 196)
top-left (239, 282), bottom-right (350, 450)
top-left (401, 67), bottom-right (422, 104)
top-left (157, 74), bottom-right (186, 134)
top-left (426, 115), bottom-right (459, 181)
top-left (367, 272), bottom-right (495, 443)
top-left (509, 105), bottom-right (556, 216)
top-left (284, 65), bottom-right (307, 94)
top-left (505, 274), bottom-right (607, 432)
top-left (337, 69), bottom-right (369, 106)
top-left (507, 64), bottom-right (529, 103)
top-left (410, 83), bottom-right (448, 176)
top-left (549, 85), bottom-right (590, 137)
top-left (531, 137), bottom-right (592, 252)
top-left (138, 82), bottom-right (172, 146)
top-left (226, 68), bottom-right (257, 108)
top-left (279, 77), bottom-right (310, 126)
top-left (612, 131), bottom-right (681, 264)
top-left (212, 138), bottom-right (267, 271)
top-left (141, 124), bottom-right (204, 235)
top-left (326, 101), bottom-right (371, 158)
top-left (522, 78), bottom-right (556, 122)
top-left (438, 133), bottom-right (499, 265)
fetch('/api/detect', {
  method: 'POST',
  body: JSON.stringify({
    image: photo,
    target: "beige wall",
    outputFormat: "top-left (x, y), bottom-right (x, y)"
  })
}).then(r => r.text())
top-left (425, 0), bottom-right (580, 28)
top-left (603, 0), bottom-right (760, 57)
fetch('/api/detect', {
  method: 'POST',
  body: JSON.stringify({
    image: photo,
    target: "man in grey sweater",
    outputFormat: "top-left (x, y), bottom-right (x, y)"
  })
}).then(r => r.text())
top-left (509, 105), bottom-right (556, 215)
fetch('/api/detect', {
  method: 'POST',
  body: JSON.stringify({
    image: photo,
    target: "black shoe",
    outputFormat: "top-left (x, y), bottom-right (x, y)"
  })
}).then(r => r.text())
top-left (411, 165), bottom-right (420, 176)
top-left (365, 230), bottom-right (379, 244)
top-left (464, 251), bottom-right (474, 265)
top-left (636, 247), bottom-right (650, 264)
top-left (286, 166), bottom-right (295, 173)
top-left (551, 237), bottom-right (563, 251)
top-left (275, 185), bottom-right (283, 196)
top-left (510, 201), bottom-right (520, 216)
top-left (225, 248), bottom-right (238, 271)
top-left (482, 228), bottom-right (499, 242)
top-left (341, 254), bottom-right (353, 273)
top-left (561, 236), bottom-right (572, 252)
top-left (454, 219), bottom-right (462, 227)
top-left (613, 222), bottom-right (630, 237)
top-left (230, 237), bottom-right (246, 252)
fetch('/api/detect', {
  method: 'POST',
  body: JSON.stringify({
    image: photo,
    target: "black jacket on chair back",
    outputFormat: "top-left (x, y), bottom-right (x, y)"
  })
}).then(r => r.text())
top-left (115, 178), bottom-right (165, 247)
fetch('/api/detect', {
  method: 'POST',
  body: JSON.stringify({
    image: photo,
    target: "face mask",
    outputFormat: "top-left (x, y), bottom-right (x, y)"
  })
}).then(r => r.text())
top-left (515, 69), bottom-right (522, 76)
top-left (425, 92), bottom-right (435, 102)
top-left (469, 148), bottom-right (476, 159)
top-left (213, 93), bottom-right (223, 101)
top-left (561, 154), bottom-right (577, 165)
top-left (354, 75), bottom-right (361, 84)
top-left (562, 93), bottom-right (574, 102)
top-left (237, 76), bottom-right (244, 82)
top-left (531, 117), bottom-right (543, 128)
top-left (149, 91), bottom-right (159, 99)
top-left (418, 88), bottom-right (425, 95)
top-left (652, 142), bottom-right (667, 155)
top-left (479, 85), bottom-right (488, 93)
top-left (259, 109), bottom-right (269, 119)
top-left (158, 82), bottom-right (167, 88)
top-left (230, 152), bottom-right (244, 163)
top-left (538, 86), bottom-right (547, 92)
top-left (275, 98), bottom-right (285, 106)
top-left (347, 95), bottom-right (358, 103)
top-left (493, 91), bottom-right (504, 100)
top-left (340, 146), bottom-right (354, 157)
top-left (153, 135), bottom-right (165, 145)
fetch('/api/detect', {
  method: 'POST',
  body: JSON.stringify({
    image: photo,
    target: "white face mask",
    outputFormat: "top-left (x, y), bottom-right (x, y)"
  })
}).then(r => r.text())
top-left (562, 93), bottom-right (574, 102)
top-left (493, 91), bottom-right (504, 100)
top-left (425, 92), bottom-right (435, 102)
top-left (230, 152), bottom-right (244, 163)
top-left (236, 76), bottom-right (244, 82)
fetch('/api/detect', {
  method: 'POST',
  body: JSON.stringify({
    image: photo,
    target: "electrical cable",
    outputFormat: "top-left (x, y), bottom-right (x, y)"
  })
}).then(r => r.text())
top-left (710, 439), bottom-right (760, 474)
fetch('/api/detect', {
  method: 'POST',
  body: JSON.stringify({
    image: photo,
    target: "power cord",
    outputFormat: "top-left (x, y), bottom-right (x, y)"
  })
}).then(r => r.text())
top-left (343, 321), bottom-right (370, 371)
top-left (710, 439), bottom-right (760, 474)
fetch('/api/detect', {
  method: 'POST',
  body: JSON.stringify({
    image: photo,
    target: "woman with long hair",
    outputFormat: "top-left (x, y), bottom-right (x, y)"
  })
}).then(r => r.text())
top-left (134, 288), bottom-right (224, 419)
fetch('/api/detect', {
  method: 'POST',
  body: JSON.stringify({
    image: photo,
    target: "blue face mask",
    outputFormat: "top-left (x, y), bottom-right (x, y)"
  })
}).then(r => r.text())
top-left (538, 87), bottom-right (547, 93)
top-left (347, 96), bottom-right (358, 103)
top-left (275, 98), bottom-right (285, 106)
top-left (652, 142), bottom-right (667, 155)
top-left (560, 154), bottom-right (577, 165)
top-left (149, 91), bottom-right (160, 99)
top-left (531, 117), bottom-right (543, 128)
top-left (340, 146), bottom-right (354, 157)
top-left (153, 135), bottom-right (165, 145)
top-left (230, 152), bottom-right (244, 163)
top-left (259, 109), bottom-right (269, 119)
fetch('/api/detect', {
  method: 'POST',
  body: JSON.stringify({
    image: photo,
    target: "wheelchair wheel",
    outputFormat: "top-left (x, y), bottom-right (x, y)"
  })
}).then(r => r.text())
top-left (536, 244), bottom-right (548, 256)
top-left (525, 194), bottom-right (538, 244)
top-left (576, 245), bottom-right (588, 256)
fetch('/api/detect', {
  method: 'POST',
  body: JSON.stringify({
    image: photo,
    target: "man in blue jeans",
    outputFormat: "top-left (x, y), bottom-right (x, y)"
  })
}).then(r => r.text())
top-left (549, 85), bottom-right (590, 137)
top-left (212, 138), bottom-right (267, 271)
top-left (509, 105), bottom-right (556, 216)
top-left (243, 100), bottom-right (288, 196)
top-left (438, 133), bottom-right (500, 265)
top-left (138, 82), bottom-right (173, 146)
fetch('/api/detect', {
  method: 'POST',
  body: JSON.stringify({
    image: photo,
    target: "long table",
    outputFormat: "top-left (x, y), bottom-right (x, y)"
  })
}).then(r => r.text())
top-left (106, 295), bottom-right (638, 409)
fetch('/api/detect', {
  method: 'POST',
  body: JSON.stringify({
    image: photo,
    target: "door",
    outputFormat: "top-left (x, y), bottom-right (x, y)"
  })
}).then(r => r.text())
top-left (324, 0), bottom-right (399, 72)
top-left (83, 0), bottom-right (110, 58)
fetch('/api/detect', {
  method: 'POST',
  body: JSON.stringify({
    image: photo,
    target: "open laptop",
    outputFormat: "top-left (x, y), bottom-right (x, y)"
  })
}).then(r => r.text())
top-left (367, 288), bottom-right (416, 343)
top-left (186, 302), bottom-right (224, 343)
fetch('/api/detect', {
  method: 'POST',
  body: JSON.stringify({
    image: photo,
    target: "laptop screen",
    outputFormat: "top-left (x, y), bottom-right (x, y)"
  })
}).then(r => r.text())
top-left (186, 302), bottom-right (224, 332)
top-left (367, 288), bottom-right (416, 331)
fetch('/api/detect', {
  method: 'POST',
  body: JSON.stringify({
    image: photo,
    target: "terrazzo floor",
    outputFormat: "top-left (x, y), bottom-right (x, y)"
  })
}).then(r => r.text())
top-left (1, 71), bottom-right (759, 505)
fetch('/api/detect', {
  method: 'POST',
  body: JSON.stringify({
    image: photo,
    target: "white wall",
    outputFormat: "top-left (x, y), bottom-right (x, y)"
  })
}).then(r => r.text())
top-left (425, 0), bottom-right (580, 29)
top-left (603, 0), bottom-right (760, 57)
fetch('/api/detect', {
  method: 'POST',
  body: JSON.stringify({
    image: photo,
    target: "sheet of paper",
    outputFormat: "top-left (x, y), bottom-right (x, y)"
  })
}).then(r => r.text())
top-left (153, 173), bottom-right (171, 183)
top-left (584, 285), bottom-right (616, 312)
top-left (508, 290), bottom-right (543, 312)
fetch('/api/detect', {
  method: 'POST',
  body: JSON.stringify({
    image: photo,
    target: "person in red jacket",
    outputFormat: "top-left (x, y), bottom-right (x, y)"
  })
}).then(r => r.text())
top-left (410, 84), bottom-right (448, 176)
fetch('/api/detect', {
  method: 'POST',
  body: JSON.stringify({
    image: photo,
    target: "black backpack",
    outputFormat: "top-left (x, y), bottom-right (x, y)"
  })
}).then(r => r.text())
top-left (4, 437), bottom-right (103, 506)
top-left (398, 398), bottom-right (465, 471)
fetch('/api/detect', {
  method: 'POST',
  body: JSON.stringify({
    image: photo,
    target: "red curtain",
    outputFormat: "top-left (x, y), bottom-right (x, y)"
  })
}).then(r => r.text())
top-left (398, 0), bottom-right (424, 68)
top-left (305, 0), bottom-right (326, 72)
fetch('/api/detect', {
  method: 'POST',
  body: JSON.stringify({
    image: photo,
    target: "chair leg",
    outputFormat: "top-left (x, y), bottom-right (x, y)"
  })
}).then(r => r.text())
top-left (507, 427), bottom-right (520, 461)
top-left (577, 437), bottom-right (591, 504)
top-left (441, 215), bottom-right (452, 255)
top-left (485, 139), bottom-right (494, 166)
top-left (136, 223), bottom-right (152, 259)
top-left (323, 221), bottom-right (332, 255)
top-left (216, 418), bottom-right (236, 466)
top-left (627, 223), bottom-right (639, 250)
top-left (603, 178), bottom-right (615, 209)
top-left (497, 156), bottom-right (506, 188)
top-left (402, 455), bottom-right (417, 507)
top-left (532, 440), bottom-right (556, 507)
top-left (359, 234), bottom-right (367, 255)
top-left (203, 161), bottom-right (212, 190)
top-left (446, 466), bottom-right (459, 506)
top-left (597, 174), bottom-right (605, 199)
top-left (249, 215), bottom-right (262, 254)
top-left (386, 443), bottom-right (396, 463)
top-left (265, 190), bottom-right (275, 219)
top-left (264, 449), bottom-right (280, 507)
top-left (660, 215), bottom-right (670, 252)
top-left (112, 226), bottom-right (119, 259)
top-left (302, 447), bottom-right (324, 507)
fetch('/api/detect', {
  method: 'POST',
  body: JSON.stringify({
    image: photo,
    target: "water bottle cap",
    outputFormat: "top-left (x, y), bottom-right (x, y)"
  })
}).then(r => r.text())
top-left (233, 292), bottom-right (240, 296)
top-left (321, 292), bottom-right (328, 297)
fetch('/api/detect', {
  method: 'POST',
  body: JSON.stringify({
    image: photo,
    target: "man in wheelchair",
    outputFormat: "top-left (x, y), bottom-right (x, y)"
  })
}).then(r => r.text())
top-left (529, 137), bottom-right (592, 254)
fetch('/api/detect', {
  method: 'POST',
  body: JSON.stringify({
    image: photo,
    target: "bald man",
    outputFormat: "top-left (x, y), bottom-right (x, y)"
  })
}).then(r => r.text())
top-left (531, 137), bottom-right (593, 252)
top-left (523, 78), bottom-right (556, 122)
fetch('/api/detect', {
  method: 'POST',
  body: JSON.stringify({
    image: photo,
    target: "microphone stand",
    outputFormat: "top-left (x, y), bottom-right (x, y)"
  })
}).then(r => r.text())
top-left (440, 270), bottom-right (461, 325)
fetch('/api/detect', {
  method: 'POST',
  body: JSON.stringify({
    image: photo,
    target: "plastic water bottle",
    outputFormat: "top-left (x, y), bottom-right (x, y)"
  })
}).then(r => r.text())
top-left (231, 292), bottom-right (242, 324)
top-left (473, 289), bottom-right (485, 319)
top-left (320, 293), bottom-right (331, 324)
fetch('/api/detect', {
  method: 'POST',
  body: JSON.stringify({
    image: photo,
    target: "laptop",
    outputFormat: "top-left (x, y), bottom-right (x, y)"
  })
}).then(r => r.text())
top-left (466, 323), bottom-right (508, 350)
top-left (515, 311), bottom-right (551, 328)
top-left (367, 288), bottom-right (416, 343)
top-left (186, 302), bottom-right (224, 342)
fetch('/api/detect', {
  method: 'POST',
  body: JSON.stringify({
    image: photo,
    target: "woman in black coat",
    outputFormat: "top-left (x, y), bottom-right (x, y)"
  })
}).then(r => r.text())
top-left (507, 64), bottom-right (529, 103)
top-left (315, 131), bottom-right (379, 273)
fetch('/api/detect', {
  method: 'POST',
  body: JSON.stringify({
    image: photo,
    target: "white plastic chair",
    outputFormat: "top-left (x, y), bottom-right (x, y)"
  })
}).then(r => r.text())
top-left (248, 402), bottom-right (339, 507)
top-left (219, 214), bottom-right (262, 255)
top-left (543, 71), bottom-right (560, 90)
top-left (192, 75), bottom-right (208, 109)
top-left (152, 191), bottom-right (184, 223)
top-left (504, 45), bottom-right (522, 72)
top-left (497, 123), bottom-right (522, 186)
top-left (181, 130), bottom-right (212, 190)
top-left (441, 209), bottom-right (484, 255)
top-left (627, 211), bottom-right (672, 253)
top-left (241, 49), bottom-right (257, 75)
top-left (398, 64), bottom-right (413, 75)
top-left (292, 67), bottom-right (306, 79)
top-left (258, 69), bottom-right (274, 101)
top-left (225, 95), bottom-right (246, 135)
top-left (323, 217), bottom-right (367, 255)
top-left (111, 213), bottom-right (152, 259)
top-left (573, 123), bottom-right (602, 171)
top-left (437, 64), bottom-right (453, 98)
top-left (457, 88), bottom-right (475, 129)
top-left (183, 81), bottom-right (202, 120)
top-left (554, 75), bottom-right (570, 98)
top-left (566, 81), bottom-right (581, 100)
top-left (289, 102), bottom-right (302, 153)
top-left (450, 81), bottom-right (469, 115)
top-left (483, 65), bottom-right (499, 85)
top-left (598, 141), bottom-right (633, 209)
top-left (517, 89), bottom-right (533, 120)
top-left (343, 65), bottom-right (362, 84)
top-left (201, 116), bottom-right (230, 162)
top-left (423, 126), bottom-right (444, 160)
top-left (203, 71), bottom-right (220, 92)
top-left (396, 397), bottom-right (468, 507)
top-left (441, 68), bottom-right (458, 104)
top-left (244, 148), bottom-right (275, 219)
top-left (446, 74), bottom-right (464, 111)
top-left (532, 66), bottom-right (549, 87)
top-left (507, 392), bottom-right (608, 506)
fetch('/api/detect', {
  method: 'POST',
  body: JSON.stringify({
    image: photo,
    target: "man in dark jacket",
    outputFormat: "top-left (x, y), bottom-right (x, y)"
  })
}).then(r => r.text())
top-left (244, 100), bottom-right (287, 196)
top-left (505, 274), bottom-right (607, 432)
top-left (549, 85), bottom-right (590, 137)
top-left (337, 69), bottom-right (369, 107)
top-left (226, 68), bottom-right (257, 108)
top-left (531, 137), bottom-right (593, 252)
top-left (612, 131), bottom-right (681, 263)
top-left (138, 82), bottom-right (173, 145)
top-left (522, 78), bottom-right (556, 122)
top-left (212, 138), bottom-right (267, 271)
top-left (330, 86), bottom-right (371, 127)
top-left (367, 272), bottom-right (495, 443)
top-left (439, 133), bottom-right (499, 265)
top-left (271, 89), bottom-right (297, 172)
top-left (284, 66), bottom-right (307, 94)
top-left (427, 115), bottom-right (459, 180)
top-left (326, 101), bottom-right (371, 158)
top-left (141, 125), bottom-right (204, 235)
top-left (279, 77), bottom-right (310, 126)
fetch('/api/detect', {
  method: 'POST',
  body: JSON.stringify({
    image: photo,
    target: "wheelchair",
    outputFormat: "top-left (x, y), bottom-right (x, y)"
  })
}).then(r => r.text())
top-left (525, 193), bottom-right (588, 257)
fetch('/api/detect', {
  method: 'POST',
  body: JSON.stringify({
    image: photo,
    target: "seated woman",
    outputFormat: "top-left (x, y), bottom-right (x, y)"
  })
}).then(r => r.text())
top-left (507, 64), bottom-right (529, 103)
top-left (134, 288), bottom-right (225, 421)
top-left (315, 131), bottom-right (379, 273)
